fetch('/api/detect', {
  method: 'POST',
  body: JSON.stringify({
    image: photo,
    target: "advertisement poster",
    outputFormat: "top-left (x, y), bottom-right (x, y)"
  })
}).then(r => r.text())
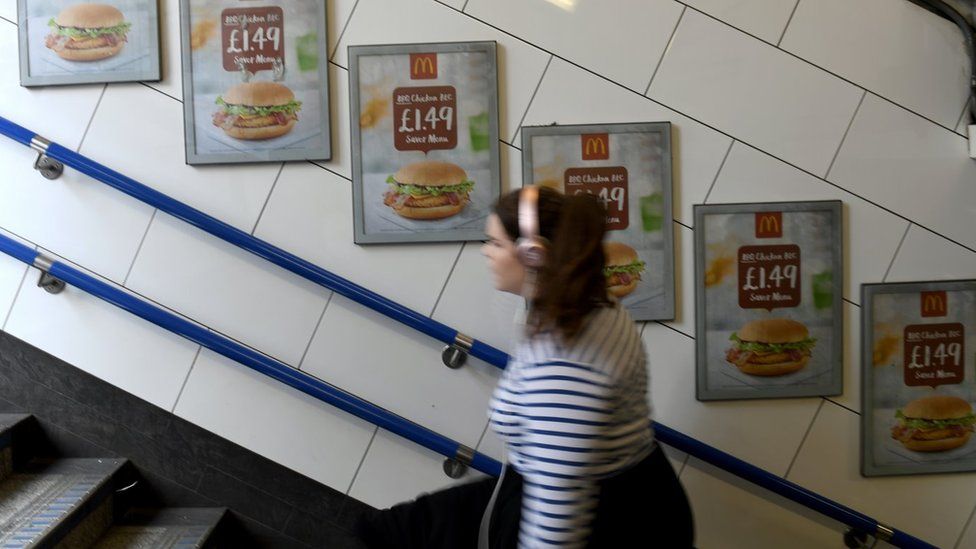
top-left (520, 123), bottom-right (675, 321)
top-left (694, 201), bottom-right (843, 401)
top-left (18, 0), bottom-right (160, 86)
top-left (862, 280), bottom-right (976, 476)
top-left (349, 41), bottom-right (500, 244)
top-left (179, 0), bottom-right (331, 164)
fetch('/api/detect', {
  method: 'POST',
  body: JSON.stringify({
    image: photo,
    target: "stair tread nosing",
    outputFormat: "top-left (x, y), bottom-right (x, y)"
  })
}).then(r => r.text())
top-left (0, 458), bottom-right (125, 546)
top-left (91, 508), bottom-right (227, 549)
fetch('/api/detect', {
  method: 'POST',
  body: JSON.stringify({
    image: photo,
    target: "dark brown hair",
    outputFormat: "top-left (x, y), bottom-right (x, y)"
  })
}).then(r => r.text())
top-left (493, 187), bottom-right (610, 341)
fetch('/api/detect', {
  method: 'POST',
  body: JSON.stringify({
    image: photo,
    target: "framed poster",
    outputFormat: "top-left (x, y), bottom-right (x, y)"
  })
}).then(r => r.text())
top-left (179, 0), bottom-right (331, 165)
top-left (349, 41), bottom-right (500, 244)
top-left (521, 123), bottom-right (675, 321)
top-left (694, 201), bottom-right (843, 401)
top-left (18, 0), bottom-right (161, 86)
top-left (862, 280), bottom-right (976, 477)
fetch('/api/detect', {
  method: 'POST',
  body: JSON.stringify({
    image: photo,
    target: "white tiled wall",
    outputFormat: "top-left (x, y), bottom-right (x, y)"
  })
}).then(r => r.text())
top-left (3, 1), bottom-right (976, 546)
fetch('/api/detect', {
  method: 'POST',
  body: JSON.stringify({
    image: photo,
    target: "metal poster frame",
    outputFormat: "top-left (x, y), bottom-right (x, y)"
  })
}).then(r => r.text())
top-left (18, 0), bottom-right (162, 86)
top-left (861, 279), bottom-right (976, 477)
top-left (179, 0), bottom-right (331, 165)
top-left (348, 41), bottom-right (500, 245)
top-left (520, 122), bottom-right (675, 321)
top-left (694, 200), bottom-right (844, 401)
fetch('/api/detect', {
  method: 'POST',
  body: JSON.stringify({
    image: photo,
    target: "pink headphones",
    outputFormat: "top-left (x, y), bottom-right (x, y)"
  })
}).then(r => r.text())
top-left (516, 186), bottom-right (548, 268)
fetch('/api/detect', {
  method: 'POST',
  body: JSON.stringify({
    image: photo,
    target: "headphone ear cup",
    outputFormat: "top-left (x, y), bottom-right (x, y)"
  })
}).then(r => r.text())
top-left (517, 238), bottom-right (547, 269)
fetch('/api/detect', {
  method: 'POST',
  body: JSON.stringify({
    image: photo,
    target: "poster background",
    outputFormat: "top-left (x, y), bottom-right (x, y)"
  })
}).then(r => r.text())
top-left (19, 0), bottom-right (160, 85)
top-left (181, 0), bottom-right (330, 164)
top-left (863, 283), bottom-right (976, 476)
top-left (521, 124), bottom-right (674, 321)
top-left (350, 42), bottom-right (500, 244)
top-left (695, 202), bottom-right (843, 400)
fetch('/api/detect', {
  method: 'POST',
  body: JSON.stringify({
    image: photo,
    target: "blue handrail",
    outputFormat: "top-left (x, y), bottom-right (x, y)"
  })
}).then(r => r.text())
top-left (0, 234), bottom-right (501, 478)
top-left (0, 116), bottom-right (509, 370)
top-left (0, 118), bottom-right (937, 548)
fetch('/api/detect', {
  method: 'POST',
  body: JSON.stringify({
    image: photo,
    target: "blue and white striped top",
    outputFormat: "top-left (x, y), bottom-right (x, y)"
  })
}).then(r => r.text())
top-left (488, 303), bottom-right (655, 548)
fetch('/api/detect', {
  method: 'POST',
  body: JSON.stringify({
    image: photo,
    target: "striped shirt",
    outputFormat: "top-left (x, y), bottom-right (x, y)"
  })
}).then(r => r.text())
top-left (488, 303), bottom-right (655, 548)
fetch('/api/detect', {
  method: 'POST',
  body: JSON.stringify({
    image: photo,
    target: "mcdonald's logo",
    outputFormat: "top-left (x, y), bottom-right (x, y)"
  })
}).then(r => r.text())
top-left (581, 133), bottom-right (609, 160)
top-left (754, 212), bottom-right (782, 238)
top-left (921, 291), bottom-right (948, 317)
top-left (410, 53), bottom-right (437, 79)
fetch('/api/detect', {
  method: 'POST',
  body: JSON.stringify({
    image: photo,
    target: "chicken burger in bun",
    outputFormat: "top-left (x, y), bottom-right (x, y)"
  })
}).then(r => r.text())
top-left (384, 161), bottom-right (474, 220)
top-left (212, 82), bottom-right (302, 140)
top-left (891, 395), bottom-right (975, 452)
top-left (726, 318), bottom-right (816, 376)
top-left (45, 3), bottom-right (131, 61)
top-left (603, 242), bottom-right (646, 298)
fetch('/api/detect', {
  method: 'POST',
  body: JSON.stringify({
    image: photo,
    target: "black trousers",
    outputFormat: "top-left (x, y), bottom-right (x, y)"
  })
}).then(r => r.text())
top-left (358, 445), bottom-right (694, 548)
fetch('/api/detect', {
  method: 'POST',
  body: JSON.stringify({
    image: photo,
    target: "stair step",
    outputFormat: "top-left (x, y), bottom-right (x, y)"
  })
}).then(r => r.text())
top-left (0, 414), bottom-right (30, 482)
top-left (91, 508), bottom-right (227, 549)
top-left (0, 458), bottom-right (125, 548)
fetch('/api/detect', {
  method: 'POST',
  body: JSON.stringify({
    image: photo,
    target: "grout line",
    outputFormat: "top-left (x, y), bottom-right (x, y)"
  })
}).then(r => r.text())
top-left (644, 6), bottom-right (686, 96)
top-left (140, 82), bottom-right (181, 104)
top-left (701, 140), bottom-right (734, 204)
top-left (784, 399), bottom-right (824, 478)
top-left (1, 260), bottom-right (33, 332)
top-left (453, 1), bottom-right (965, 138)
top-left (345, 426), bottom-right (380, 495)
top-left (511, 55), bottom-right (553, 144)
top-left (307, 160), bottom-right (352, 182)
top-left (653, 320), bottom-right (694, 340)
top-left (954, 501), bottom-right (976, 549)
top-left (429, 243), bottom-right (467, 317)
top-left (882, 223), bottom-right (912, 282)
top-left (123, 209), bottom-right (158, 286)
top-left (76, 84), bottom-right (108, 153)
top-left (776, 0), bottom-right (802, 47)
top-left (250, 163), bottom-right (286, 236)
top-left (824, 397), bottom-right (859, 416)
top-left (170, 345), bottom-right (203, 414)
top-left (824, 90), bottom-right (867, 180)
top-left (297, 292), bottom-right (333, 371)
top-left (329, 0), bottom-right (361, 62)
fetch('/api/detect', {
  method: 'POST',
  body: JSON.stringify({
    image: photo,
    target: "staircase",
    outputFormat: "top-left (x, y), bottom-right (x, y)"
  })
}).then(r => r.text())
top-left (0, 414), bottom-right (229, 548)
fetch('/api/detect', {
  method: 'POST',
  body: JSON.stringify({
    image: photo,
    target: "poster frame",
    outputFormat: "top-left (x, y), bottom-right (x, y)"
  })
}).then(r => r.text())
top-left (694, 200), bottom-right (844, 401)
top-left (348, 40), bottom-right (500, 245)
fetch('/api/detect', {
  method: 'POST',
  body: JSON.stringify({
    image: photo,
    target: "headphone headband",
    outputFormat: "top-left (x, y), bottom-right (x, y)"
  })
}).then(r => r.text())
top-left (516, 186), bottom-right (547, 268)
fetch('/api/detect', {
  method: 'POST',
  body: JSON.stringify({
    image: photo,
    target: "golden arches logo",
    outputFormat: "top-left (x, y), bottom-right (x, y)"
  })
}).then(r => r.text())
top-left (581, 133), bottom-right (609, 160)
top-left (410, 54), bottom-right (437, 79)
top-left (754, 212), bottom-right (782, 238)
top-left (921, 292), bottom-right (947, 317)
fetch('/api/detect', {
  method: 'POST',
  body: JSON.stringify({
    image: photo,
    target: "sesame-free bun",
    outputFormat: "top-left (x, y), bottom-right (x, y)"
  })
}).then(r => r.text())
top-left (736, 356), bottom-right (809, 377)
top-left (394, 201), bottom-right (469, 220)
top-left (393, 161), bottom-right (468, 187)
top-left (54, 42), bottom-right (123, 61)
top-left (604, 241), bottom-right (638, 266)
top-left (902, 432), bottom-right (971, 452)
top-left (54, 3), bottom-right (124, 29)
top-left (903, 395), bottom-right (973, 421)
top-left (608, 279), bottom-right (638, 298)
top-left (737, 318), bottom-right (809, 344)
top-left (222, 82), bottom-right (295, 107)
top-left (222, 119), bottom-right (296, 140)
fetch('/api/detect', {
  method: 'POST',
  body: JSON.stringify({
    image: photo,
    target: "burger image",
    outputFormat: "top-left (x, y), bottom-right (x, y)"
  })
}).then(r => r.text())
top-left (603, 242), bottom-right (646, 298)
top-left (212, 82), bottom-right (302, 140)
top-left (384, 161), bottom-right (474, 220)
top-left (725, 318), bottom-right (816, 376)
top-left (45, 3), bottom-right (131, 62)
top-left (891, 395), bottom-right (975, 452)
